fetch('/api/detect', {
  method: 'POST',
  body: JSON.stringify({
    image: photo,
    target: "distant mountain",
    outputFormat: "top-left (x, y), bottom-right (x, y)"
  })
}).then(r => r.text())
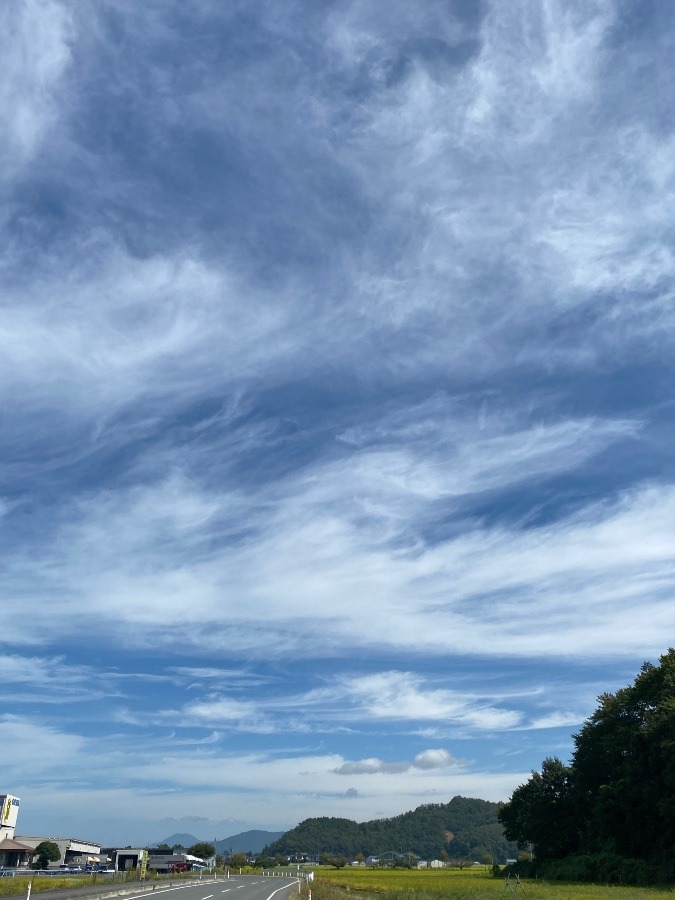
top-left (264, 796), bottom-right (517, 862)
top-left (153, 833), bottom-right (201, 848)
top-left (217, 831), bottom-right (285, 854)
top-left (154, 830), bottom-right (284, 855)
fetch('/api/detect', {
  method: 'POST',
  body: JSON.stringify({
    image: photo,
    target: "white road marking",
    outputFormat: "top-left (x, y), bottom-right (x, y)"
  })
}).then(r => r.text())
top-left (264, 882), bottom-right (301, 900)
top-left (125, 886), bottom-right (215, 900)
top-left (124, 875), bottom-right (299, 900)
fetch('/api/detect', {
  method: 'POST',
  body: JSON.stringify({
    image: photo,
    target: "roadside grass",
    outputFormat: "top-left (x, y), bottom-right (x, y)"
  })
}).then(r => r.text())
top-left (0, 875), bottom-right (87, 896)
top-left (0, 869), bottom-right (169, 896)
top-left (0, 869), bottom-right (223, 897)
top-left (310, 867), bottom-right (675, 900)
top-left (0, 867), bottom-right (226, 895)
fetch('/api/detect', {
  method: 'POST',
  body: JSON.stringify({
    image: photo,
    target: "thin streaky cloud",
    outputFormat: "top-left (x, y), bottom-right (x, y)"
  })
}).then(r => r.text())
top-left (1, 0), bottom-right (673, 844)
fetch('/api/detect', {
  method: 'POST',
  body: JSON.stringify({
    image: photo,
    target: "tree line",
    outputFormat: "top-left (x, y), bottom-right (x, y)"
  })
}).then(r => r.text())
top-left (498, 648), bottom-right (675, 885)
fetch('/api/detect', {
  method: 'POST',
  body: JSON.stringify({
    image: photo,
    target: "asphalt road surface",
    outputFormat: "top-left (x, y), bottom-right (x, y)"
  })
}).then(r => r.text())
top-left (27, 875), bottom-right (302, 900)
top-left (125, 876), bottom-right (301, 900)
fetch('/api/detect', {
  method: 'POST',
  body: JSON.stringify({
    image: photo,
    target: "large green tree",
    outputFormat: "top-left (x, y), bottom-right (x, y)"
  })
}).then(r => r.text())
top-left (188, 842), bottom-right (215, 860)
top-left (572, 648), bottom-right (675, 862)
top-left (499, 649), bottom-right (675, 872)
top-left (33, 841), bottom-right (61, 869)
top-left (498, 756), bottom-right (578, 861)
top-left (228, 852), bottom-right (248, 869)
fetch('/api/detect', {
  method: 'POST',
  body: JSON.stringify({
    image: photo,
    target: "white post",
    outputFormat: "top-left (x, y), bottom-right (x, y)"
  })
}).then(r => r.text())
top-left (26, 882), bottom-right (32, 900)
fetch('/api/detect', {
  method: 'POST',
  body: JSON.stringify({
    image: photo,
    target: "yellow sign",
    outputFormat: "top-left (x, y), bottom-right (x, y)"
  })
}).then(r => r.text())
top-left (140, 850), bottom-right (148, 879)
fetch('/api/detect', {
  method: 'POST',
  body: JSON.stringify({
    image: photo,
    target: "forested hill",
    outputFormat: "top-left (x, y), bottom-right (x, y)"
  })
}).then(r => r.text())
top-left (264, 796), bottom-right (517, 861)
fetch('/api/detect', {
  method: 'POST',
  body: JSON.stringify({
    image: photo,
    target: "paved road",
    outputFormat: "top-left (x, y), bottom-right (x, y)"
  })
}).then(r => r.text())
top-left (124, 877), bottom-right (300, 900)
top-left (30, 875), bottom-right (301, 900)
top-left (136, 875), bottom-right (298, 900)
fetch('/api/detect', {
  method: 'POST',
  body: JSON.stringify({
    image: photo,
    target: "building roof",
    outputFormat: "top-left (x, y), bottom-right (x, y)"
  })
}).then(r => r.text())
top-left (16, 836), bottom-right (101, 851)
top-left (0, 838), bottom-right (35, 852)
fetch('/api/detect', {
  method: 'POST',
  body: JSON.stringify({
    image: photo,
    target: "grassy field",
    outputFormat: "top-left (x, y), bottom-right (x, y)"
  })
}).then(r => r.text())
top-left (0, 868), bottom-right (231, 896)
top-left (0, 870), bottom-right (171, 897)
top-left (0, 875), bottom-right (90, 896)
top-left (310, 866), bottom-right (675, 900)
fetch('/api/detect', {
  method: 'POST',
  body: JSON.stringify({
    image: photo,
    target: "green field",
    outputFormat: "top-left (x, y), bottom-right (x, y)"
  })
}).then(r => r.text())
top-left (310, 866), bottom-right (675, 900)
top-left (0, 870), bottom-right (173, 897)
top-left (0, 875), bottom-right (88, 897)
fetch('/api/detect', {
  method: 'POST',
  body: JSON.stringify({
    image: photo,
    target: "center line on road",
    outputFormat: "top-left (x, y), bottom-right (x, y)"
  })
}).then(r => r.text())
top-left (202, 894), bottom-right (214, 898)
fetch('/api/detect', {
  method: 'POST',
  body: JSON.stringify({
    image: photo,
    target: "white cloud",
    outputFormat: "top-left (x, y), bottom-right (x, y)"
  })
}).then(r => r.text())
top-left (526, 712), bottom-right (584, 730)
top-left (413, 749), bottom-right (457, 770)
top-left (333, 413), bottom-right (639, 506)
top-left (464, 1), bottom-right (613, 138)
top-left (0, 251), bottom-right (288, 420)
top-left (102, 746), bottom-right (517, 814)
top-left (0, 654), bottom-right (128, 706)
top-left (1, 409), bottom-right (671, 664)
top-left (0, 716), bottom-right (85, 774)
top-left (325, 0), bottom-right (674, 373)
top-left (333, 749), bottom-right (461, 775)
top-left (334, 758), bottom-right (408, 775)
top-left (341, 672), bottom-right (523, 731)
top-left (0, 0), bottom-right (73, 175)
top-left (183, 697), bottom-right (259, 723)
top-left (0, 654), bottom-right (80, 686)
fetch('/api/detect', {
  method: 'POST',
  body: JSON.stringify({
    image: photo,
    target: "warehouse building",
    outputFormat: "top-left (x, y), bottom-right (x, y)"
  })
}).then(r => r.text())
top-left (16, 836), bottom-right (103, 868)
top-left (1, 793), bottom-right (104, 870)
top-left (1, 791), bottom-right (158, 874)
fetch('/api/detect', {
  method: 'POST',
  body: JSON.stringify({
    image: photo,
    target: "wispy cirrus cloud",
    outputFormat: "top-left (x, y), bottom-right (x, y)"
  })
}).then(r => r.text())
top-left (2, 0), bottom-right (674, 845)
top-left (0, 0), bottom-right (73, 176)
top-left (1, 419), bottom-right (671, 660)
top-left (182, 697), bottom-right (259, 724)
top-left (337, 672), bottom-right (523, 730)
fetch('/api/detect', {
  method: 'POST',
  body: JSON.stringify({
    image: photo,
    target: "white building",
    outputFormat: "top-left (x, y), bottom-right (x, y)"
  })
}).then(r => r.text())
top-left (1, 789), bottom-right (103, 870)
top-left (0, 795), bottom-right (35, 869)
top-left (16, 836), bottom-right (102, 868)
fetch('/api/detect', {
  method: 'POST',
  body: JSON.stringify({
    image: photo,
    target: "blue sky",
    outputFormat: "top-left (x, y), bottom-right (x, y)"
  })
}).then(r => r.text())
top-left (1, 0), bottom-right (674, 848)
